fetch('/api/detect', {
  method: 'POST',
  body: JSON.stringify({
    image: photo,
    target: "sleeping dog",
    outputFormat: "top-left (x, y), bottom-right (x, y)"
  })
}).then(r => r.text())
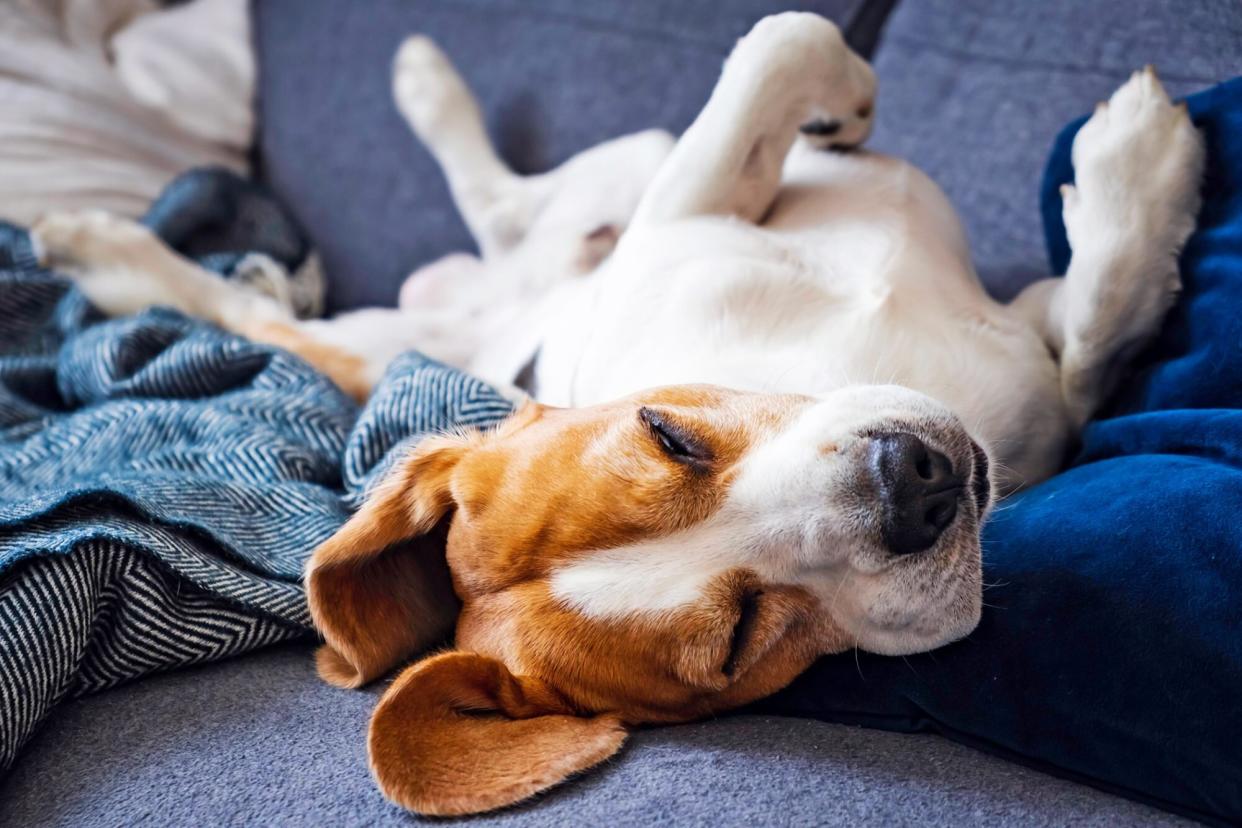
top-left (31, 13), bottom-right (1203, 816)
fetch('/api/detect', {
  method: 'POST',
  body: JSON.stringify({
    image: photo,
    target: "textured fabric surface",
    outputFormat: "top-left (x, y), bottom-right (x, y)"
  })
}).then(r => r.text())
top-left (761, 78), bottom-right (1242, 826)
top-left (143, 166), bottom-right (310, 275)
top-left (252, 0), bottom-right (887, 312)
top-left (866, 0), bottom-right (1242, 299)
top-left (0, 643), bottom-right (1189, 827)
top-left (0, 176), bottom-right (512, 772)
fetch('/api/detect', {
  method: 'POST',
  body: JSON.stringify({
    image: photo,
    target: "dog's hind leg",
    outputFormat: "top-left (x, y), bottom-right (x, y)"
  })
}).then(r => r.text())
top-left (394, 36), bottom-right (532, 257)
top-left (629, 13), bottom-right (875, 228)
top-left (393, 34), bottom-right (674, 298)
top-left (1011, 67), bottom-right (1204, 427)
top-left (32, 211), bottom-right (383, 401)
top-left (32, 210), bottom-right (292, 329)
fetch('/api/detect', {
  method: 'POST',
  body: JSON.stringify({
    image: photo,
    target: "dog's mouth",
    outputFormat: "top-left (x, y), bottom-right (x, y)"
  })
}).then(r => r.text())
top-left (841, 435), bottom-right (988, 655)
top-left (968, 437), bottom-right (992, 516)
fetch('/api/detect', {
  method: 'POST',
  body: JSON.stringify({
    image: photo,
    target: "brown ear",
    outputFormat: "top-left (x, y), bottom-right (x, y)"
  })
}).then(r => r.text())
top-left (369, 650), bottom-right (627, 816)
top-left (306, 436), bottom-right (467, 688)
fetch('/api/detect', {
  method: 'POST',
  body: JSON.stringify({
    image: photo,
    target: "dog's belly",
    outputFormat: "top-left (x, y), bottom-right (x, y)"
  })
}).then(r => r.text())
top-left (535, 154), bottom-right (1071, 487)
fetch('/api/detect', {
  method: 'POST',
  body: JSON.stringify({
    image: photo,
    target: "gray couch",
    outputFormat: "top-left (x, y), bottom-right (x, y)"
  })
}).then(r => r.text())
top-left (3, 1), bottom-right (1238, 824)
top-left (0, 644), bottom-right (1189, 826)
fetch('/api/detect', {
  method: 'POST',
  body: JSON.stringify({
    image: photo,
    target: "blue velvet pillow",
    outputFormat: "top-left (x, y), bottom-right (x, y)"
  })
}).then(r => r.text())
top-left (759, 77), bottom-right (1242, 825)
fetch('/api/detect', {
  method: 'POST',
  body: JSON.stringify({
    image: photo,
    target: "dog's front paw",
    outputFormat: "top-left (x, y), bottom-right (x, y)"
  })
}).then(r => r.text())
top-left (1067, 66), bottom-right (1204, 247)
top-left (732, 13), bottom-right (877, 151)
top-left (1055, 68), bottom-right (1206, 425)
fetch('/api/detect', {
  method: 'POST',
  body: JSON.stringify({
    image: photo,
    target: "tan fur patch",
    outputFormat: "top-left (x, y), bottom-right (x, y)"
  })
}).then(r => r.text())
top-left (368, 651), bottom-right (627, 816)
top-left (241, 320), bottom-right (373, 403)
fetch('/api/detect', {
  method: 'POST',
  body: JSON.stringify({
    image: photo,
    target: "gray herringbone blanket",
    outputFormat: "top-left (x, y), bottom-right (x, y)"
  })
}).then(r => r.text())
top-left (0, 176), bottom-right (513, 771)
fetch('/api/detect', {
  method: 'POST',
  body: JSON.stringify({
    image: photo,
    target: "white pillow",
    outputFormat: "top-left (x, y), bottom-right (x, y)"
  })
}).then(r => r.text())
top-left (0, 0), bottom-right (253, 226)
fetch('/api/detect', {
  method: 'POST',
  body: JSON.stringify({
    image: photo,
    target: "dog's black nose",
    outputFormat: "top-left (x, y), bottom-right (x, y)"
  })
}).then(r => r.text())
top-left (869, 433), bottom-right (965, 556)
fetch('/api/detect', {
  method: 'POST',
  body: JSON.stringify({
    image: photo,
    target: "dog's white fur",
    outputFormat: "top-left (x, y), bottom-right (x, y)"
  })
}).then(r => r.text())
top-left (32, 13), bottom-right (1204, 656)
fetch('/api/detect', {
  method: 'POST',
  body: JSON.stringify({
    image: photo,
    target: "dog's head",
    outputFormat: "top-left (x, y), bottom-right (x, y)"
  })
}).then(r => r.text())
top-left (307, 383), bottom-right (990, 815)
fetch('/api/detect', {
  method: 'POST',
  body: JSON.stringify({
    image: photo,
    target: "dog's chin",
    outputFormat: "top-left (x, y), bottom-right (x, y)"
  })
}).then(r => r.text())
top-left (836, 541), bottom-right (985, 657)
top-left (853, 600), bottom-right (981, 656)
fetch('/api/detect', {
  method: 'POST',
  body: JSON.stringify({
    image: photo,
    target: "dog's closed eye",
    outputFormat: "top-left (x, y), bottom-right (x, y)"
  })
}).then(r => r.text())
top-left (639, 406), bottom-right (713, 466)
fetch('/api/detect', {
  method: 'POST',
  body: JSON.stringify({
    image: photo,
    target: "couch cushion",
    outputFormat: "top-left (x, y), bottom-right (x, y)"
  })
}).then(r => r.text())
top-left (761, 74), bottom-right (1242, 827)
top-left (866, 0), bottom-right (1242, 298)
top-left (252, 0), bottom-right (891, 312)
top-left (0, 643), bottom-right (1188, 826)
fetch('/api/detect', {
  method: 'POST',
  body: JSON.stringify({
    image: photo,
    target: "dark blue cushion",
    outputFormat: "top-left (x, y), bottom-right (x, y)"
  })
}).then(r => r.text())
top-left (252, 0), bottom-right (889, 312)
top-left (760, 77), bottom-right (1242, 826)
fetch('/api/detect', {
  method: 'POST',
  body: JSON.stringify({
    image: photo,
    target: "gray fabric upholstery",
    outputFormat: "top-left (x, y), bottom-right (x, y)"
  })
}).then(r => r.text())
top-left (866, 0), bottom-right (1242, 299)
top-left (0, 643), bottom-right (1188, 826)
top-left (252, 0), bottom-right (884, 312)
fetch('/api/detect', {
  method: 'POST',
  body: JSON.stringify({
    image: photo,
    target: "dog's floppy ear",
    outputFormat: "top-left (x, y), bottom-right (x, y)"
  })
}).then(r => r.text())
top-left (369, 650), bottom-right (627, 816)
top-left (306, 435), bottom-right (467, 688)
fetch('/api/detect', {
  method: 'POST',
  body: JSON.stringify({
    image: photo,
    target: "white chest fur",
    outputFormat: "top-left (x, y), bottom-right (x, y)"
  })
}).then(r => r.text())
top-left (531, 150), bottom-right (1068, 488)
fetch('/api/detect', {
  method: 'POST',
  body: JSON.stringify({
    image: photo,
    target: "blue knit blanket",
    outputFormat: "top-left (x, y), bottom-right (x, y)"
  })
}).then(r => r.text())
top-left (0, 176), bottom-right (513, 771)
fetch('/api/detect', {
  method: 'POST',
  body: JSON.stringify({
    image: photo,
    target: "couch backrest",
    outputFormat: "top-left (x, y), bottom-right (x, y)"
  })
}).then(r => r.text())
top-left (253, 0), bottom-right (890, 312)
